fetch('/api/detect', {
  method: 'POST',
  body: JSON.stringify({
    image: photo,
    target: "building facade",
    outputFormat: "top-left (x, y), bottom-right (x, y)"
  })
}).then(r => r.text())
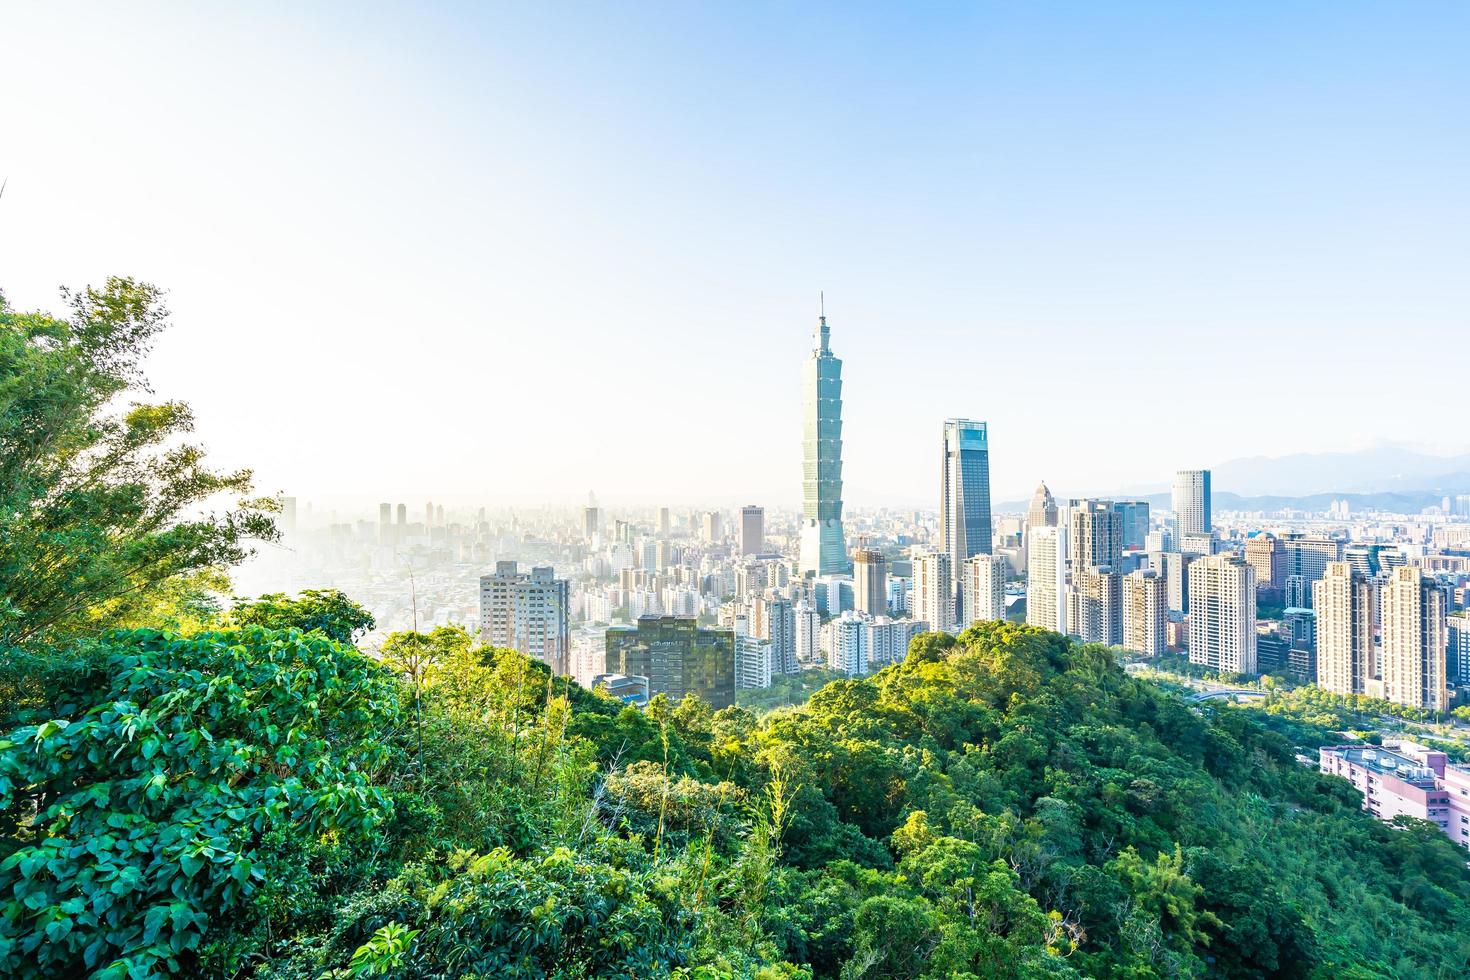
top-left (1122, 569), bottom-right (1167, 656)
top-left (1313, 561), bottom-right (1375, 696)
top-left (853, 548), bottom-right (889, 617)
top-left (479, 561), bottom-right (571, 675)
top-left (1069, 567), bottom-right (1123, 647)
top-left (940, 419), bottom-right (993, 614)
top-left (604, 616), bottom-right (737, 709)
top-left (740, 505), bottom-right (765, 556)
top-left (1381, 567), bottom-right (1449, 711)
top-left (963, 553), bottom-right (1007, 627)
top-left (1187, 555), bottom-right (1256, 674)
top-left (1172, 469), bottom-right (1212, 539)
top-left (913, 550), bottom-right (956, 633)
top-left (1026, 525), bottom-right (1067, 634)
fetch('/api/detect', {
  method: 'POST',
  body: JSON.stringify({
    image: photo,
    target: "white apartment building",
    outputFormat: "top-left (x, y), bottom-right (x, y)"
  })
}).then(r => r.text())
top-left (1187, 555), bottom-right (1256, 674)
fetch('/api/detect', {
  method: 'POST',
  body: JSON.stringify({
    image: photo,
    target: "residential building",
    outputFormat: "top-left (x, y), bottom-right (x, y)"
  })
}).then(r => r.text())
top-left (827, 611), bottom-right (869, 677)
top-left (1123, 569), bottom-right (1167, 656)
top-left (1381, 567), bottom-right (1449, 711)
top-left (479, 561), bottom-right (571, 674)
top-left (1313, 562), bottom-right (1375, 696)
top-left (1112, 500), bottom-right (1151, 551)
top-left (1244, 533), bottom-right (1287, 601)
top-left (1187, 555), bottom-right (1256, 674)
top-left (1027, 525), bottom-right (1067, 633)
top-left (913, 551), bottom-right (956, 633)
top-left (963, 554), bottom-right (1007, 626)
top-left (1069, 567), bottom-right (1123, 646)
top-left (1282, 535), bottom-right (1344, 610)
top-left (1069, 499), bottom-right (1123, 570)
top-left (794, 600), bottom-right (821, 666)
top-left (736, 635), bottom-right (774, 690)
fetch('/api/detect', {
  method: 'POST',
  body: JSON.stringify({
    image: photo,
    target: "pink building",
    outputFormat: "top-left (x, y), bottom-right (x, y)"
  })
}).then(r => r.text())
top-left (1319, 744), bottom-right (1468, 849)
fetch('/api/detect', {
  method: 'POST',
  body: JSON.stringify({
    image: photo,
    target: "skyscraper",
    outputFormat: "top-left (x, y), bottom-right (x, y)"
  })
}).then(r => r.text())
top-left (657, 507), bottom-right (671, 537)
top-left (480, 561), bottom-right (571, 675)
top-left (1381, 568), bottom-right (1449, 711)
top-left (1026, 525), bottom-right (1067, 634)
top-left (1122, 570), bottom-right (1167, 656)
top-left (740, 505), bottom-right (765, 556)
top-left (1314, 562), bottom-right (1374, 696)
top-left (912, 551), bottom-right (955, 633)
top-left (853, 547), bottom-right (888, 616)
top-left (963, 554), bottom-right (1007, 626)
top-left (940, 419), bottom-right (993, 613)
top-left (1244, 533), bottom-right (1287, 599)
top-left (395, 503), bottom-right (406, 526)
top-left (800, 304), bottom-right (847, 576)
top-left (1172, 470), bottom-right (1212, 539)
top-left (1187, 555), bottom-right (1256, 675)
top-left (1069, 500), bottom-right (1123, 571)
top-left (1283, 535), bottom-right (1343, 609)
top-left (583, 506), bottom-right (599, 540)
top-left (379, 502), bottom-right (392, 544)
top-left (1027, 482), bottom-right (1059, 530)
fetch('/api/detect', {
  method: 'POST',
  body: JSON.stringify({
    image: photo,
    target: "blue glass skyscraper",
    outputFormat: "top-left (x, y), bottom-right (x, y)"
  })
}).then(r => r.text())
top-left (800, 307), bottom-right (848, 576)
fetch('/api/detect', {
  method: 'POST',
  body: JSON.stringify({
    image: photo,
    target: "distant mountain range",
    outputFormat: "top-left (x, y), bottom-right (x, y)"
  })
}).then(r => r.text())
top-left (998, 446), bottom-right (1470, 513)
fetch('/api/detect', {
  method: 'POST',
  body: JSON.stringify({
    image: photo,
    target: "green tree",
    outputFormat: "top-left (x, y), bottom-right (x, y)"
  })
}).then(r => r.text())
top-left (229, 589), bottom-right (375, 644)
top-left (0, 280), bottom-right (277, 648)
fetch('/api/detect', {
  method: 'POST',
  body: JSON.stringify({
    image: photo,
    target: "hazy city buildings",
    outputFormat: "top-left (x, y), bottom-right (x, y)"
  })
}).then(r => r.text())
top-left (604, 616), bottom-right (737, 709)
top-left (940, 419), bottom-right (993, 617)
top-left (1122, 569), bottom-right (1167, 656)
top-left (1381, 567), bottom-right (1449, 711)
top-left (479, 561), bottom-right (571, 674)
top-left (799, 307), bottom-right (848, 576)
top-left (1026, 525), bottom-right (1067, 634)
top-left (1187, 555), bottom-right (1256, 674)
top-left (1313, 562), bottom-right (1375, 696)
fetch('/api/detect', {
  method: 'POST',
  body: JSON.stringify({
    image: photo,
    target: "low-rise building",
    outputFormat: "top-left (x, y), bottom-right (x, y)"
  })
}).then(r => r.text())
top-left (1318, 744), bottom-right (1468, 849)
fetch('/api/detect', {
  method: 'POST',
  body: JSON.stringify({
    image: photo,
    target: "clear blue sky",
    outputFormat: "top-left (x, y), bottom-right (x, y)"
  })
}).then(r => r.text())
top-left (3, 2), bottom-right (1466, 508)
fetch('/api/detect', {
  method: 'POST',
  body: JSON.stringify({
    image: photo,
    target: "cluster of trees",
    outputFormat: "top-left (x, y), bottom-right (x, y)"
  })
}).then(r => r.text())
top-left (4, 282), bottom-right (1469, 977)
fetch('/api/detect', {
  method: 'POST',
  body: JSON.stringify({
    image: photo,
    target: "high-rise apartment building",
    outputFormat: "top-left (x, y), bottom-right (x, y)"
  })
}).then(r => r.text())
top-left (657, 506), bottom-right (671, 537)
top-left (827, 611), bottom-right (870, 677)
top-left (1069, 500), bottom-right (1123, 570)
top-left (479, 561), bottom-right (571, 675)
top-left (1381, 568), bottom-right (1449, 711)
top-left (1027, 482), bottom-right (1059, 530)
top-left (1069, 567), bottom-right (1123, 646)
top-left (583, 506), bottom-right (599, 540)
top-left (1448, 613), bottom-right (1470, 687)
top-left (940, 419), bottom-right (993, 613)
top-left (963, 554), bottom-right (1007, 626)
top-left (1187, 555), bottom-right (1256, 674)
top-left (740, 505), bottom-right (765, 556)
top-left (799, 306), bottom-right (848, 576)
top-left (853, 548), bottom-right (888, 617)
top-left (395, 503), bottom-right (406, 526)
top-left (1123, 569), bottom-right (1167, 656)
top-left (913, 551), bottom-right (955, 633)
top-left (1313, 562), bottom-right (1375, 696)
top-left (1172, 469), bottom-right (1212, 539)
top-left (379, 502), bottom-right (392, 544)
top-left (761, 595), bottom-right (798, 675)
top-left (701, 511), bottom-right (722, 543)
top-left (1163, 551), bottom-right (1194, 617)
top-left (1244, 533), bottom-right (1287, 596)
top-left (604, 617), bottom-right (737, 709)
top-left (1026, 525), bottom-right (1067, 634)
top-left (794, 600), bottom-right (821, 666)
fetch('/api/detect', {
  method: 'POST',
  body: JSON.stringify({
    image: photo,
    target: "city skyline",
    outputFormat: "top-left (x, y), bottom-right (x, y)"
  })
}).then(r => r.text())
top-left (3, 3), bottom-right (1467, 507)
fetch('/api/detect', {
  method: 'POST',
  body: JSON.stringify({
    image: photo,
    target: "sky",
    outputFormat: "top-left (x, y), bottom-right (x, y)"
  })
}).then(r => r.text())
top-left (2, 2), bottom-right (1467, 510)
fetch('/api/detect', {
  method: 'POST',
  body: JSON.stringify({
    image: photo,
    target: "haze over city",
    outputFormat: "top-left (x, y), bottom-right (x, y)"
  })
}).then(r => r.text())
top-left (3, 2), bottom-right (1467, 508)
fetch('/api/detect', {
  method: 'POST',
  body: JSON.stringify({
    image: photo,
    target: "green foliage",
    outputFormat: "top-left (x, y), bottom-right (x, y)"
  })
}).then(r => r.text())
top-left (0, 280), bottom-right (277, 648)
top-left (0, 627), bottom-right (400, 978)
top-left (738, 668), bottom-right (850, 713)
top-left (229, 590), bottom-right (376, 645)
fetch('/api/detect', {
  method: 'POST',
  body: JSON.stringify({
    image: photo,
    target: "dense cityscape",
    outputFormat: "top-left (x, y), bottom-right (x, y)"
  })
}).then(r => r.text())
top-left (263, 308), bottom-right (1470, 855)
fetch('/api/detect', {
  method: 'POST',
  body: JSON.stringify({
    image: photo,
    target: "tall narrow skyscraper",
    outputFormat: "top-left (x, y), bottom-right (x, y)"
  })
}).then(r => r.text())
top-left (853, 547), bottom-right (889, 616)
top-left (1027, 482), bottom-right (1059, 530)
top-left (1026, 525), bottom-right (1067, 634)
top-left (799, 303), bottom-right (848, 576)
top-left (1172, 470), bottom-right (1212, 539)
top-left (941, 419), bottom-right (993, 613)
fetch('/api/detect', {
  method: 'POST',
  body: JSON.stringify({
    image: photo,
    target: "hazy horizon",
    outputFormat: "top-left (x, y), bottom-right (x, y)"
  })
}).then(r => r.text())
top-left (3, 2), bottom-right (1466, 507)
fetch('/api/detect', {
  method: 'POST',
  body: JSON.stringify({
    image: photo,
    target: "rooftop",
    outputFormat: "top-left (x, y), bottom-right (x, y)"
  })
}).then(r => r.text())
top-left (1325, 745), bottom-right (1438, 787)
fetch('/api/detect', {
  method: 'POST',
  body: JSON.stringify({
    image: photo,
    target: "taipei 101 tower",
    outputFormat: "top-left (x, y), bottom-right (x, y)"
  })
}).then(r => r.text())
top-left (799, 297), bottom-right (849, 576)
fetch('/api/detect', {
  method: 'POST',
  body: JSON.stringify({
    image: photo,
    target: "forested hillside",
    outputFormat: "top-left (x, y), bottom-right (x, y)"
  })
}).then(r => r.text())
top-left (3, 283), bottom-right (1468, 977)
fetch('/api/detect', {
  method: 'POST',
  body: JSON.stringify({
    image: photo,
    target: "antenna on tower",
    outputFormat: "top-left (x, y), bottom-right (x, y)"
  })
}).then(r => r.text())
top-left (820, 290), bottom-right (825, 319)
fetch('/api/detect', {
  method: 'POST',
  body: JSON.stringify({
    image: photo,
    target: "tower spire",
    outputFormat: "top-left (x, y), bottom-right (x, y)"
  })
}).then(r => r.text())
top-left (814, 291), bottom-right (831, 354)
